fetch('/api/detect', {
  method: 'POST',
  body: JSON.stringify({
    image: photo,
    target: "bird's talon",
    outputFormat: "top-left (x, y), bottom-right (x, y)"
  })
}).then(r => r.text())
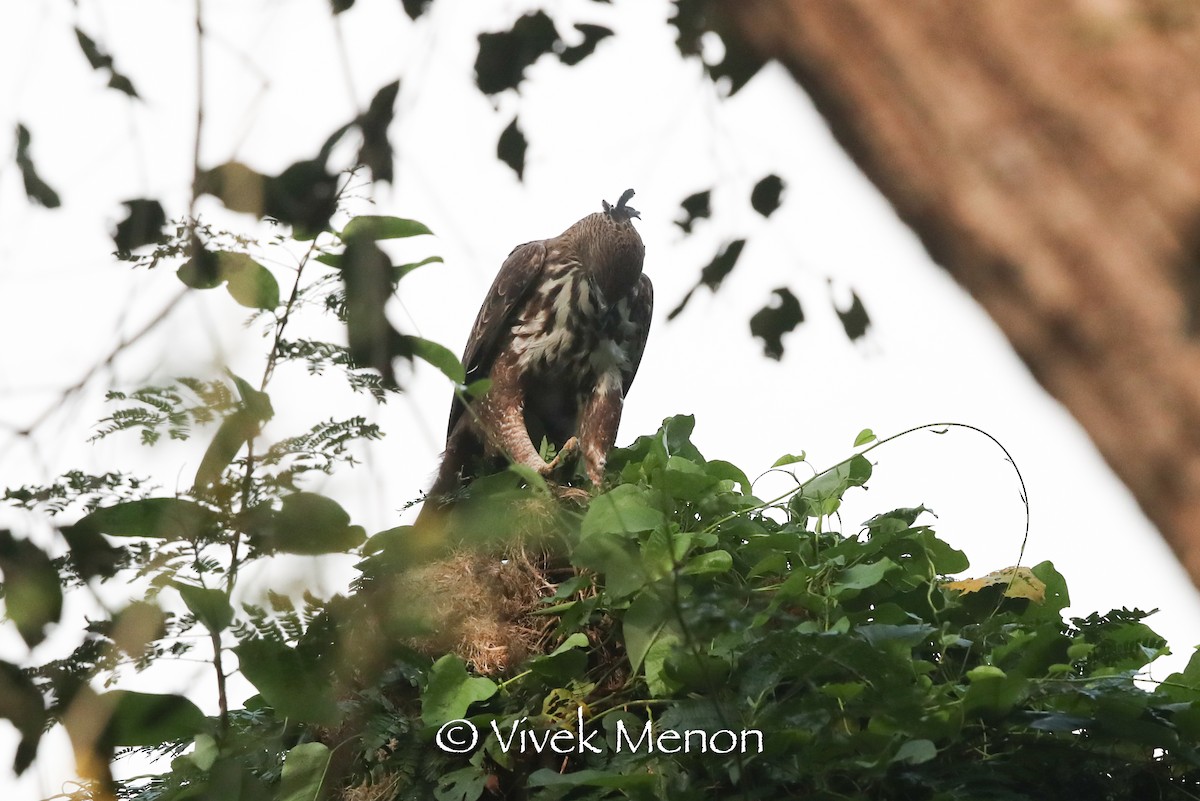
top-left (541, 437), bottom-right (580, 474)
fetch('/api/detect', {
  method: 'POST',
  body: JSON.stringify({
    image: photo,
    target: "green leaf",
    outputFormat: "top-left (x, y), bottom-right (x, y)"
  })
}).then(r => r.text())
top-left (527, 768), bottom-right (655, 791)
top-left (279, 743), bottom-right (331, 801)
top-left (681, 550), bottom-right (733, 576)
top-left (234, 639), bottom-right (340, 725)
top-left (0, 660), bottom-right (47, 774)
top-left (106, 691), bottom-right (206, 746)
top-left (0, 530), bottom-right (63, 648)
top-left (356, 81), bottom-right (399, 183)
top-left (73, 27), bottom-right (139, 98)
top-left (77, 498), bottom-right (218, 540)
top-left (113, 199), bottom-right (166, 258)
top-left (675, 189), bottom-right (711, 234)
top-left (623, 586), bottom-right (683, 694)
top-left (854, 428), bottom-right (877, 446)
top-left (227, 371), bottom-right (274, 421)
top-left (528, 633), bottom-right (588, 683)
top-left (497, 116), bottom-right (526, 180)
top-left (58, 523), bottom-right (123, 581)
top-left (1031, 560), bottom-right (1070, 614)
top-left (572, 534), bottom-right (647, 598)
top-left (421, 655), bottom-right (497, 726)
top-left (662, 456), bottom-right (719, 501)
top-left (436, 767), bottom-right (488, 801)
top-left (792, 454), bottom-right (872, 519)
top-left (750, 174), bottom-right (785, 217)
top-left (581, 485), bottom-right (664, 537)
top-left (175, 584), bottom-right (233, 633)
top-left (14, 124), bottom-right (60, 208)
top-left (194, 377), bottom-right (273, 489)
top-left (216, 252), bottom-right (280, 309)
top-left (771, 452), bottom-right (806, 468)
top-left (193, 409), bottom-right (259, 489)
top-left (395, 254), bottom-right (444, 282)
top-left (893, 738), bottom-right (937, 765)
top-left (341, 215), bottom-right (433, 241)
top-left (750, 287), bottom-right (803, 360)
top-left (832, 558), bottom-right (897, 594)
top-left (252, 493), bottom-right (366, 555)
top-left (406, 336), bottom-right (466, 384)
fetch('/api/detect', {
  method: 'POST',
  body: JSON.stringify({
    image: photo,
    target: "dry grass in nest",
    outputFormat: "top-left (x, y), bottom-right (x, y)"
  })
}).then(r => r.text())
top-left (339, 772), bottom-right (401, 801)
top-left (398, 543), bottom-right (561, 675)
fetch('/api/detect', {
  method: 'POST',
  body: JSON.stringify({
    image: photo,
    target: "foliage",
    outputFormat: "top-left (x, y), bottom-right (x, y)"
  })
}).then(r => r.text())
top-left (8, 369), bottom-right (1200, 800)
top-left (4, 4), bottom-right (1199, 800)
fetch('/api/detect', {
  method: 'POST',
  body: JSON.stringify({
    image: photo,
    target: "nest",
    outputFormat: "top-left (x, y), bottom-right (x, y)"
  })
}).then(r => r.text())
top-left (396, 544), bottom-right (558, 675)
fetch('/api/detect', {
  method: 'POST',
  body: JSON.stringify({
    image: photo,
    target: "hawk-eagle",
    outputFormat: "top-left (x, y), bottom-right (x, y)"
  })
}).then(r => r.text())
top-left (426, 189), bottom-right (652, 503)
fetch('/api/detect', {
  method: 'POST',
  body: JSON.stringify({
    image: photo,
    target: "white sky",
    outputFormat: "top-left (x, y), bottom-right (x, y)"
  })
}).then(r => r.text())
top-left (2, 1), bottom-right (1199, 798)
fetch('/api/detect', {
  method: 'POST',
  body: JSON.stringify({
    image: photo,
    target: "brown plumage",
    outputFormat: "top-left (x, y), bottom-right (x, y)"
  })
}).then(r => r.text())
top-left (425, 189), bottom-right (652, 506)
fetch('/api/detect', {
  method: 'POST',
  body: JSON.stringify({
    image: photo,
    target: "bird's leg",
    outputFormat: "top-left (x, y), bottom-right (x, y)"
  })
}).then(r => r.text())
top-left (543, 436), bottom-right (579, 473)
top-left (473, 352), bottom-right (558, 474)
top-left (578, 378), bottom-right (624, 486)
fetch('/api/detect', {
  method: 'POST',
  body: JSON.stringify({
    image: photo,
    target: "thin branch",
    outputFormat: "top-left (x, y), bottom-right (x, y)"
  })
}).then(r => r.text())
top-left (14, 288), bottom-right (190, 438)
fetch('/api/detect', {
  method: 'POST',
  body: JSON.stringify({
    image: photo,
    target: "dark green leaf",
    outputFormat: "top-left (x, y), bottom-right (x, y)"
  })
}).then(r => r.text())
top-left (177, 235), bottom-right (222, 289)
top-left (833, 287), bottom-right (871, 343)
top-left (113, 199), bottom-right (166, 258)
top-left (749, 287), bottom-right (803, 359)
top-left (329, 0), bottom-right (354, 13)
top-left (340, 237), bottom-right (407, 387)
top-left (59, 522), bottom-right (123, 580)
top-left (497, 116), bottom-right (526, 181)
top-left (668, 239), bottom-right (745, 320)
top-left (421, 654), bottom-right (497, 726)
top-left (559, 24), bottom-right (613, 66)
top-left (74, 27), bottom-right (112, 70)
top-left (0, 530), bottom-right (63, 648)
top-left (74, 27), bottom-right (139, 97)
top-left (0, 660), bottom-right (46, 773)
top-left (266, 159), bottom-right (339, 234)
top-left (14, 124), bottom-right (61, 208)
top-left (400, 0), bottom-right (430, 20)
top-left (106, 691), bottom-right (206, 746)
top-left (475, 11), bottom-right (558, 95)
top-left (77, 498), bottom-right (218, 540)
top-left (175, 584), bottom-right (233, 633)
top-left (357, 81), bottom-right (399, 183)
top-left (750, 174), bottom-right (785, 217)
top-left (409, 334), bottom-right (467, 382)
top-left (228, 371), bottom-right (274, 421)
top-left (253, 492), bottom-right (366, 555)
top-left (675, 189), bottom-right (710, 234)
top-left (193, 410), bottom-right (260, 489)
top-left (235, 639), bottom-right (340, 724)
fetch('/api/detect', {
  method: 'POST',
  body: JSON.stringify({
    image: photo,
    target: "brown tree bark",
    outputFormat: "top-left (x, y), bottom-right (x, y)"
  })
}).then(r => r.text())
top-left (717, 0), bottom-right (1200, 585)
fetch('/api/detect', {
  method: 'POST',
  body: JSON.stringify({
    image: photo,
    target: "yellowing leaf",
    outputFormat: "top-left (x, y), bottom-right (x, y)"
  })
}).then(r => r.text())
top-left (944, 566), bottom-right (1045, 603)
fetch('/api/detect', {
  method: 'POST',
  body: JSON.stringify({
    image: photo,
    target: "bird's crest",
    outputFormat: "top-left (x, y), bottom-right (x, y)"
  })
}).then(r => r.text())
top-left (602, 188), bottom-right (640, 221)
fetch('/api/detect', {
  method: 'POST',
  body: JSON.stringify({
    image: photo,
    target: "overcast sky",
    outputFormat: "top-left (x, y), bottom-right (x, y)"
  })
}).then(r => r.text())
top-left (3, 1), bottom-right (1199, 797)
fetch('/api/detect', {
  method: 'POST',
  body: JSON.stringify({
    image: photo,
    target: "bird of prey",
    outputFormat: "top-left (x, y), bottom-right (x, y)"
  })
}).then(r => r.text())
top-left (425, 189), bottom-right (652, 505)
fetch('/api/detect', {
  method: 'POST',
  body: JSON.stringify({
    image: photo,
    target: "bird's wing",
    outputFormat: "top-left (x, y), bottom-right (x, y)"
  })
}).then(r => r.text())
top-left (621, 273), bottom-right (654, 396)
top-left (448, 240), bottom-right (547, 436)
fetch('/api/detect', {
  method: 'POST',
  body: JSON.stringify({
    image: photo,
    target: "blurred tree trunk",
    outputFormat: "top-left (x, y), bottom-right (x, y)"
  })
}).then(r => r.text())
top-left (719, 0), bottom-right (1200, 586)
